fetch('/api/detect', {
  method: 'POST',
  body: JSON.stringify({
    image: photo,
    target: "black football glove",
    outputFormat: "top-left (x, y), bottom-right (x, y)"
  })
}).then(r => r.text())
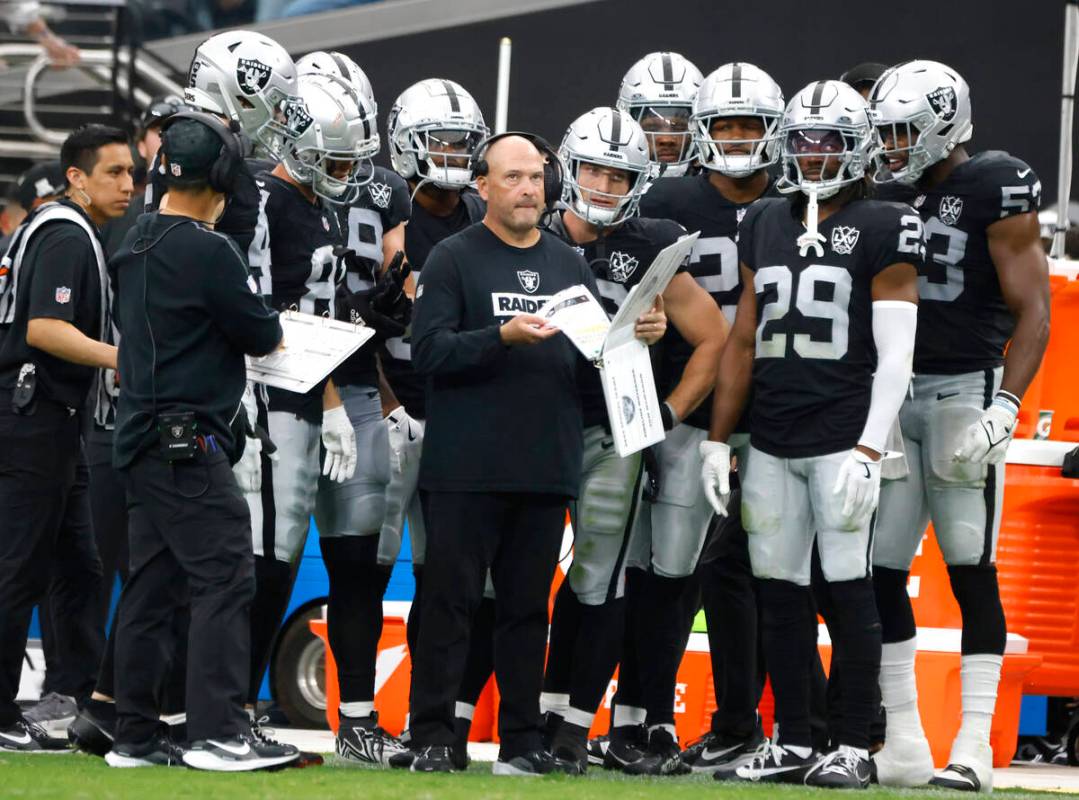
top-left (335, 250), bottom-right (413, 339)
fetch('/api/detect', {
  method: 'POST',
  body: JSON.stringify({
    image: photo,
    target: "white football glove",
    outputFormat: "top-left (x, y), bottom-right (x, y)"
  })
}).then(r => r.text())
top-left (699, 440), bottom-right (732, 517)
top-left (833, 449), bottom-right (882, 524)
top-left (232, 434), bottom-right (262, 494)
top-left (321, 405), bottom-right (357, 483)
top-left (385, 406), bottom-right (408, 475)
top-left (953, 395), bottom-right (1018, 465)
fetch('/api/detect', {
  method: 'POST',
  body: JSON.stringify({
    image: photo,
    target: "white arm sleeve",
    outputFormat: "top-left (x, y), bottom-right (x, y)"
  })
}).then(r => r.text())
top-left (3, 1), bottom-right (42, 32)
top-left (858, 300), bottom-right (917, 453)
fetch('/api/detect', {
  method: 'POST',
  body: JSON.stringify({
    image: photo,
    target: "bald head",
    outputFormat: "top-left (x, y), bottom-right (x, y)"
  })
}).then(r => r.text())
top-left (478, 134), bottom-right (547, 241)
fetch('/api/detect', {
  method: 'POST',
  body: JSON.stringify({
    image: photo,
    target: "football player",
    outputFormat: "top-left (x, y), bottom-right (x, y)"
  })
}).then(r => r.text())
top-left (607, 62), bottom-right (783, 776)
top-left (538, 107), bottom-right (727, 774)
top-left (616, 52), bottom-right (703, 178)
top-left (868, 60), bottom-right (1049, 792)
top-left (244, 72), bottom-right (372, 752)
top-left (297, 51), bottom-right (415, 767)
top-left (701, 79), bottom-right (921, 789)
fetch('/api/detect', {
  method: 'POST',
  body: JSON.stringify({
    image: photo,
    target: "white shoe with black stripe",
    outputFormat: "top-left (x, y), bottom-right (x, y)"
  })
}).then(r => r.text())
top-left (0, 720), bottom-right (71, 753)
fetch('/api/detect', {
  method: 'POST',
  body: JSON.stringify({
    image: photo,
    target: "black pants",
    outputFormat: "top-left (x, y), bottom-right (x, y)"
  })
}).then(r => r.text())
top-left (0, 399), bottom-right (103, 726)
top-left (410, 490), bottom-right (566, 759)
top-left (41, 430), bottom-right (125, 701)
top-left (113, 449), bottom-right (254, 745)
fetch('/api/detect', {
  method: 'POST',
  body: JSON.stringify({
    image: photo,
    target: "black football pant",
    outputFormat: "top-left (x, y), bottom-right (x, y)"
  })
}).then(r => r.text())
top-left (0, 399), bottom-right (103, 727)
top-left (410, 490), bottom-right (565, 760)
top-left (113, 449), bottom-right (254, 745)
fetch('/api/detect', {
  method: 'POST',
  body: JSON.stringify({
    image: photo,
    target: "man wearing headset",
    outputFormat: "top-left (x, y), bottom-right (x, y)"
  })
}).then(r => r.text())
top-left (107, 114), bottom-right (295, 771)
top-left (407, 133), bottom-right (597, 776)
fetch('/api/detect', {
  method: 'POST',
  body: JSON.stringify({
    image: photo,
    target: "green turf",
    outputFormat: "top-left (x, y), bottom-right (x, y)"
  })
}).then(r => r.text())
top-left (0, 753), bottom-right (1062, 800)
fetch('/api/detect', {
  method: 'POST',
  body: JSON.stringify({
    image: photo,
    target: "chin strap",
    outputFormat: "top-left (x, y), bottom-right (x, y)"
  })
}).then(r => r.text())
top-left (796, 186), bottom-right (826, 258)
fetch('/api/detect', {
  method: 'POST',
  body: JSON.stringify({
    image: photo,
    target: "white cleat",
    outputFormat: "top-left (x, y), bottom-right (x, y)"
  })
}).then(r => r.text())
top-left (872, 733), bottom-right (934, 787)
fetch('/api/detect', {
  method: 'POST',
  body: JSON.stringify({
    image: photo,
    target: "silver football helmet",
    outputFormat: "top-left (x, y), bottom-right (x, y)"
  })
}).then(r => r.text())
top-left (692, 63), bottom-right (784, 177)
top-left (388, 79), bottom-right (489, 190)
top-left (185, 30), bottom-right (300, 159)
top-left (616, 52), bottom-right (703, 177)
top-left (559, 107), bottom-right (656, 228)
top-left (282, 74), bottom-right (380, 203)
top-left (868, 59), bottom-right (973, 185)
top-left (296, 50), bottom-right (375, 109)
top-left (777, 80), bottom-right (874, 199)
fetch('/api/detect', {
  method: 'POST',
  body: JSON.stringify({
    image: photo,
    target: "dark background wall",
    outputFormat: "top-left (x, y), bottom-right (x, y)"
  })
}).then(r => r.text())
top-left (338, 0), bottom-right (1074, 205)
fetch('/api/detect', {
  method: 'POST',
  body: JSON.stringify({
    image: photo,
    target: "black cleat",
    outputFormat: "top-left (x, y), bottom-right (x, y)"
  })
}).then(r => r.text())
top-left (804, 746), bottom-right (872, 789)
top-left (731, 737), bottom-right (815, 783)
top-left (682, 727), bottom-right (765, 775)
top-left (602, 725), bottom-right (648, 771)
top-left (623, 727), bottom-right (690, 776)
top-left (410, 745), bottom-right (455, 773)
top-left (68, 707), bottom-right (115, 757)
top-left (335, 712), bottom-right (407, 767)
top-left (250, 714), bottom-right (321, 768)
top-left (550, 721), bottom-right (589, 775)
top-left (105, 735), bottom-right (186, 768)
top-left (492, 748), bottom-right (560, 776)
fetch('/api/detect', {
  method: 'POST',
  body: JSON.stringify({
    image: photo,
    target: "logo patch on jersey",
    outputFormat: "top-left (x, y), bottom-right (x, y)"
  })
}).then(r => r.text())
top-left (236, 58), bottom-right (271, 96)
top-left (939, 195), bottom-right (964, 225)
top-left (369, 182), bottom-right (392, 209)
top-left (573, 246), bottom-right (585, 257)
top-left (913, 194), bottom-right (926, 209)
top-left (322, 216), bottom-right (330, 232)
top-left (830, 226), bottom-right (860, 255)
top-left (608, 251), bottom-right (640, 283)
top-left (621, 395), bottom-right (636, 425)
top-left (925, 86), bottom-right (958, 121)
top-left (517, 269), bottom-right (540, 293)
top-left (736, 207), bottom-right (748, 225)
top-left (54, 286), bottom-right (71, 304)
top-left (283, 101), bottom-right (313, 136)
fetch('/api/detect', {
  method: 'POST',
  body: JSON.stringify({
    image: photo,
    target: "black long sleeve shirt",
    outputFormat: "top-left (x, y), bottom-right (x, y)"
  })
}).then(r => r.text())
top-left (110, 210), bottom-right (282, 468)
top-left (412, 222), bottom-right (598, 497)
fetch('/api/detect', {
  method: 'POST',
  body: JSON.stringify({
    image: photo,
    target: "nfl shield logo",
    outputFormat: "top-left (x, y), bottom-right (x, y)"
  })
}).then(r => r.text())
top-left (939, 195), bottom-right (964, 226)
top-left (926, 86), bottom-right (958, 122)
top-left (608, 251), bottom-right (639, 283)
top-left (736, 207), bottom-right (748, 225)
top-left (369, 182), bottom-right (392, 209)
top-left (517, 270), bottom-right (540, 293)
top-left (54, 286), bottom-right (71, 304)
top-left (236, 58), bottom-right (271, 96)
top-left (831, 226), bottom-right (860, 255)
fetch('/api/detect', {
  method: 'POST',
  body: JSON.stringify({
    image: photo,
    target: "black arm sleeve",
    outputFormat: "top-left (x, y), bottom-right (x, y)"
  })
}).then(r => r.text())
top-left (205, 235), bottom-right (282, 356)
top-left (411, 245), bottom-right (506, 376)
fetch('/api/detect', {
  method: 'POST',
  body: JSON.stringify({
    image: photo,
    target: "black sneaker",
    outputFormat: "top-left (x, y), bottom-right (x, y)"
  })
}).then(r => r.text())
top-left (388, 746), bottom-right (416, 769)
top-left (410, 745), bottom-right (455, 773)
top-left (603, 725), bottom-right (648, 771)
top-left (183, 733), bottom-right (299, 772)
top-left (0, 719), bottom-right (70, 753)
top-left (250, 713), bottom-right (322, 768)
top-left (68, 706), bottom-right (116, 757)
top-left (683, 727), bottom-right (765, 775)
top-left (105, 735), bottom-right (186, 768)
top-left (623, 727), bottom-right (689, 776)
top-left (550, 721), bottom-right (589, 775)
top-left (492, 748), bottom-right (559, 776)
top-left (586, 734), bottom-right (609, 766)
top-left (731, 737), bottom-right (815, 784)
top-left (335, 712), bottom-right (406, 767)
top-left (805, 746), bottom-right (871, 789)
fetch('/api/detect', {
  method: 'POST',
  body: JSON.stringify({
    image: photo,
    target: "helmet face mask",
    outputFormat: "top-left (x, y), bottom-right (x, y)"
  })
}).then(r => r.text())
top-left (388, 79), bottom-right (489, 190)
top-left (630, 105), bottom-right (694, 174)
top-left (694, 113), bottom-right (780, 177)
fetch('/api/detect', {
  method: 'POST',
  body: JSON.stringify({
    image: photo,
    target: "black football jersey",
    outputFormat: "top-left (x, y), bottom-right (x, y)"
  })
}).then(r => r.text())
top-left (905, 151), bottom-right (1041, 374)
top-left (639, 172), bottom-right (774, 430)
top-left (380, 189), bottom-right (486, 419)
top-left (331, 166), bottom-right (411, 389)
top-left (249, 171), bottom-right (346, 423)
top-left (738, 196), bottom-right (925, 458)
top-left (545, 213), bottom-right (688, 429)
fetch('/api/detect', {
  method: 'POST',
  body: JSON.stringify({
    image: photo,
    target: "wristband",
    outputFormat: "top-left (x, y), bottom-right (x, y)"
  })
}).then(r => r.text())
top-left (992, 390), bottom-right (1020, 417)
top-left (660, 401), bottom-right (679, 431)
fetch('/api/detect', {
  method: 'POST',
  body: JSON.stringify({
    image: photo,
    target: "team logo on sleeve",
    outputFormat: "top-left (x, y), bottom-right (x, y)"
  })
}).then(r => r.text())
top-left (926, 86), bottom-right (958, 121)
top-left (236, 58), bottom-right (272, 95)
top-left (830, 226), bottom-right (860, 255)
top-left (608, 251), bottom-right (640, 282)
top-left (517, 269), bottom-right (541, 293)
top-left (939, 195), bottom-right (964, 225)
top-left (369, 182), bottom-right (392, 209)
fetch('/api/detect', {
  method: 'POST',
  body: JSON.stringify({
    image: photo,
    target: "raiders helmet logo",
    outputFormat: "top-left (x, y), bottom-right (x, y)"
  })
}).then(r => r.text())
top-left (608, 251), bottom-right (640, 283)
top-left (831, 225), bottom-right (860, 255)
top-left (926, 86), bottom-right (958, 122)
top-left (283, 101), bottom-right (313, 136)
top-left (236, 58), bottom-right (272, 96)
top-left (939, 195), bottom-right (964, 226)
top-left (621, 395), bottom-right (636, 425)
top-left (369, 182), bottom-right (392, 209)
top-left (517, 270), bottom-right (540, 293)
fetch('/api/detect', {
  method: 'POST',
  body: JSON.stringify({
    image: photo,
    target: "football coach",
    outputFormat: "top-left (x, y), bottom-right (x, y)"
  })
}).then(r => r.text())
top-left (407, 133), bottom-right (598, 776)
top-left (107, 113), bottom-right (293, 771)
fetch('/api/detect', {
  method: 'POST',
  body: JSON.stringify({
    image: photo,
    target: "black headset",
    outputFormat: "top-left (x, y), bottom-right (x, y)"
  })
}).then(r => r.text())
top-left (159, 110), bottom-right (245, 194)
top-left (469, 130), bottom-right (564, 212)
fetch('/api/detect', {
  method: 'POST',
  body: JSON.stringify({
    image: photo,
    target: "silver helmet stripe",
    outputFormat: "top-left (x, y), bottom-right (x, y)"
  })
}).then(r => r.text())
top-left (609, 110), bottom-right (622, 145)
top-left (731, 63), bottom-right (742, 98)
top-left (661, 52), bottom-right (673, 90)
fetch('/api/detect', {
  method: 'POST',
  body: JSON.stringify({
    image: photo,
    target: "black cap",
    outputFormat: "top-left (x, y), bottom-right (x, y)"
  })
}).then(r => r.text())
top-left (15, 161), bottom-right (66, 210)
top-left (840, 62), bottom-right (889, 91)
top-left (160, 117), bottom-right (222, 186)
top-left (139, 94), bottom-right (187, 134)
